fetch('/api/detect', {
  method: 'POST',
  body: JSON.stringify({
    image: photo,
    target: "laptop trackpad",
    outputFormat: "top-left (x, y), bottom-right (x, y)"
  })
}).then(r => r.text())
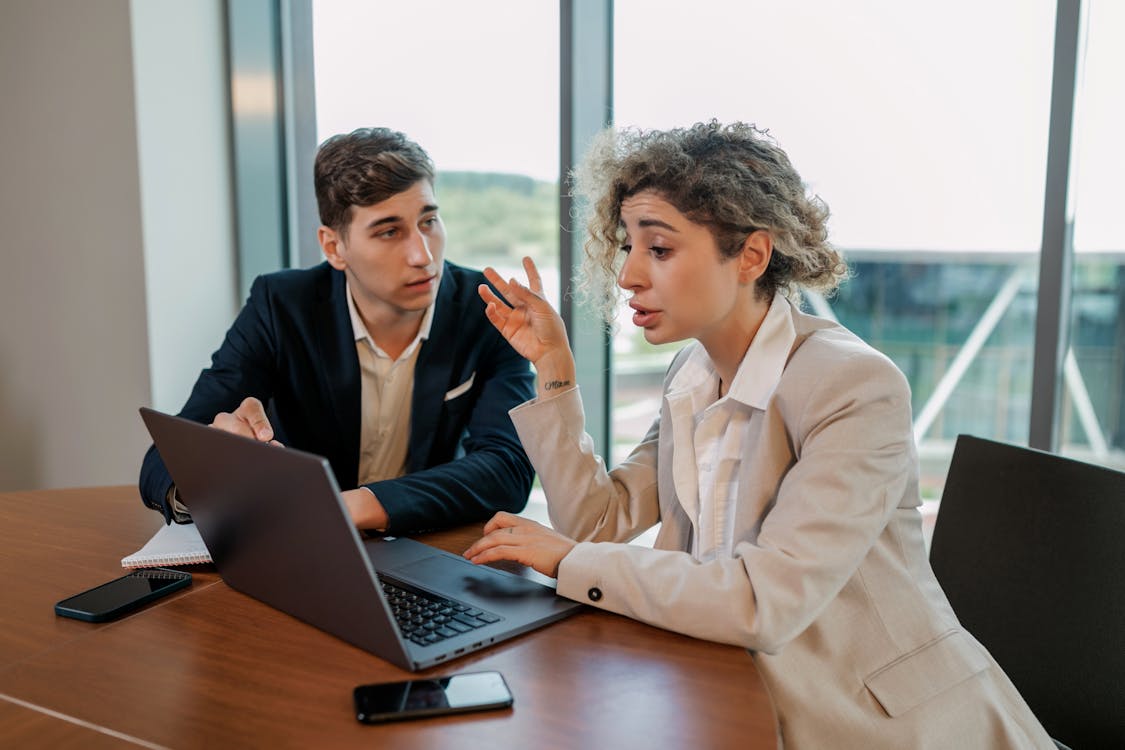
top-left (389, 555), bottom-right (557, 602)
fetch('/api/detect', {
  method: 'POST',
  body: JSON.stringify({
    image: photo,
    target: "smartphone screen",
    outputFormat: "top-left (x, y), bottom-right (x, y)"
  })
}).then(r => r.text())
top-left (354, 671), bottom-right (513, 723)
top-left (54, 568), bottom-right (192, 622)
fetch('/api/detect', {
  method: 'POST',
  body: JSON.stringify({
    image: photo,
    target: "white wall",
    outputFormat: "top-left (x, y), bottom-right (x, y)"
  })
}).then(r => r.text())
top-left (131, 0), bottom-right (237, 414)
top-left (0, 0), bottom-right (236, 491)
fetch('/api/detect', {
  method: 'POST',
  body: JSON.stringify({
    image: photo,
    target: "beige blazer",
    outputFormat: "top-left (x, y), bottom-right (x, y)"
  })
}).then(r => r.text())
top-left (510, 301), bottom-right (1052, 749)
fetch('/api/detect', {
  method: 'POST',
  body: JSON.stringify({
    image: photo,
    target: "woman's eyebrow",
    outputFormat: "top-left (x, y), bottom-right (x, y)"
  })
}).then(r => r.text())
top-left (637, 218), bottom-right (678, 232)
top-left (620, 216), bottom-right (679, 232)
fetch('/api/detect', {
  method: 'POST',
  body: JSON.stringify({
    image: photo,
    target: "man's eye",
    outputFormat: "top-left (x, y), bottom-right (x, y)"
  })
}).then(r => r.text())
top-left (377, 228), bottom-right (398, 239)
top-left (422, 216), bottom-right (439, 227)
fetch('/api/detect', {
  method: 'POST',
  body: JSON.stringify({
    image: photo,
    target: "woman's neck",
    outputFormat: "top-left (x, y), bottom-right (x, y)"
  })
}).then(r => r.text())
top-left (700, 294), bottom-right (772, 395)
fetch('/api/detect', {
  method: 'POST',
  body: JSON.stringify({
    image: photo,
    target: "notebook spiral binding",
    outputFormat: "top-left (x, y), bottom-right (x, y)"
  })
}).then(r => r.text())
top-left (135, 568), bottom-right (194, 579)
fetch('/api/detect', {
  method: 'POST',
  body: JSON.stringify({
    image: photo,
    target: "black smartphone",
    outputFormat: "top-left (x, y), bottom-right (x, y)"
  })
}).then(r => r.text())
top-left (54, 568), bottom-right (192, 622)
top-left (354, 670), bottom-right (513, 724)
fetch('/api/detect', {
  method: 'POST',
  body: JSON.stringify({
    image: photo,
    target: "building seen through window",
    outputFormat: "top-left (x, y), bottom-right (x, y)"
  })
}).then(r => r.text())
top-left (310, 1), bottom-right (1123, 539)
top-left (613, 0), bottom-right (1124, 533)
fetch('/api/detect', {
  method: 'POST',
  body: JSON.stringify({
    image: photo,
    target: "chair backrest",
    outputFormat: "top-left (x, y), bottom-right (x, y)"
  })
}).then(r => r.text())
top-left (929, 435), bottom-right (1125, 750)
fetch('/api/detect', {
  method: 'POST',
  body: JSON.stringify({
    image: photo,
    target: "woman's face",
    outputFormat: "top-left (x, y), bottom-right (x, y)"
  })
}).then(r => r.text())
top-left (617, 190), bottom-right (748, 349)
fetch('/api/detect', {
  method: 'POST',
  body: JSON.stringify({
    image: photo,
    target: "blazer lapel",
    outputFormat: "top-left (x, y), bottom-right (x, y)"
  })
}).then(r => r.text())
top-left (409, 265), bottom-right (457, 471)
top-left (665, 389), bottom-right (701, 526)
top-left (316, 267), bottom-right (361, 485)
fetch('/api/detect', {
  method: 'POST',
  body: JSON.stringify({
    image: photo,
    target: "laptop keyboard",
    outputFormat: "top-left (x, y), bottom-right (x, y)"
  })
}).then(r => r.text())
top-left (378, 575), bottom-right (503, 647)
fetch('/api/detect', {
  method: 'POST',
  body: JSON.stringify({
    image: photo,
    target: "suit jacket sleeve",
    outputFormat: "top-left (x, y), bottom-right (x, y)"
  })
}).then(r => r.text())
top-left (509, 386), bottom-right (663, 545)
top-left (363, 329), bottom-right (535, 533)
top-left (515, 346), bottom-right (915, 654)
top-left (138, 275), bottom-right (279, 521)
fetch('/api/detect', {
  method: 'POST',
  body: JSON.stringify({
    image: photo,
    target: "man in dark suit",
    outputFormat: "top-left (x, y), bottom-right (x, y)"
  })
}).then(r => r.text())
top-left (139, 128), bottom-right (535, 533)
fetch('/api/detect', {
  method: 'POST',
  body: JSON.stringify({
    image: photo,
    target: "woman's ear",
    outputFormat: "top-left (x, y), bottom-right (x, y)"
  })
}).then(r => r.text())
top-left (738, 230), bottom-right (772, 284)
top-left (319, 226), bottom-right (348, 270)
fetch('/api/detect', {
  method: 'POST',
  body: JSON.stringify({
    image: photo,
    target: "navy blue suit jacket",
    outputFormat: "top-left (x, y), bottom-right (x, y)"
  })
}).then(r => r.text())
top-left (139, 261), bottom-right (535, 533)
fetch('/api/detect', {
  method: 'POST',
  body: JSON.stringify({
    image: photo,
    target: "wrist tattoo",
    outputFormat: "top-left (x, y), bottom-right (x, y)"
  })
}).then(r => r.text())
top-left (543, 380), bottom-right (571, 391)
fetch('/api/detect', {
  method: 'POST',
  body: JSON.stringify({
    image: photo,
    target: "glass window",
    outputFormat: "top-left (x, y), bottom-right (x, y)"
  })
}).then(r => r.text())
top-left (1063, 0), bottom-right (1125, 471)
top-left (613, 0), bottom-right (1057, 539)
top-left (312, 0), bottom-right (560, 522)
top-left (312, 0), bottom-right (560, 305)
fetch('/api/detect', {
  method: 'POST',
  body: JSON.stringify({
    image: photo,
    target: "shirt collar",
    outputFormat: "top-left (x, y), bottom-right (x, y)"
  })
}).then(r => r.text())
top-left (346, 279), bottom-right (436, 355)
top-left (668, 293), bottom-right (796, 411)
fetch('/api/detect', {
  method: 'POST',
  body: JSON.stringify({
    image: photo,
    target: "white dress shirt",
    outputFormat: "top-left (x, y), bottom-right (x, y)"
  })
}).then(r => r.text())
top-left (663, 293), bottom-right (795, 562)
top-left (346, 281), bottom-right (435, 486)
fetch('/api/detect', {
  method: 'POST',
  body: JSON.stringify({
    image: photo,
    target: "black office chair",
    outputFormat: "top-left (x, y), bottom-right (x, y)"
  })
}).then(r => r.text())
top-left (929, 435), bottom-right (1125, 750)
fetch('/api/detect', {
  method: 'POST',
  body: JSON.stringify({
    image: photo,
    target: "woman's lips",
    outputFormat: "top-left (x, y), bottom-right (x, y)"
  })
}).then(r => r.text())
top-left (630, 304), bottom-right (660, 328)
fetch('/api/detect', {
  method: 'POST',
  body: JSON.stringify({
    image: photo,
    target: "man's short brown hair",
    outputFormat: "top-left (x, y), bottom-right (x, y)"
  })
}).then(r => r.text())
top-left (314, 127), bottom-right (435, 237)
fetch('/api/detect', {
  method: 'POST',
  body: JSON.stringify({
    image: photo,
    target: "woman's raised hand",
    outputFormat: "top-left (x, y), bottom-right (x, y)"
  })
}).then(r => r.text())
top-left (478, 257), bottom-right (577, 399)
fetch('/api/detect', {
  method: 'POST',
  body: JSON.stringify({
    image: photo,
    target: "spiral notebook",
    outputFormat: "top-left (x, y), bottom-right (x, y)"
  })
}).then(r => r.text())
top-left (121, 522), bottom-right (212, 568)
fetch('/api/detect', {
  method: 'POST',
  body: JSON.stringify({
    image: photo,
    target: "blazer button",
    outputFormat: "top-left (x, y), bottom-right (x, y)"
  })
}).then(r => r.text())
top-left (587, 587), bottom-right (603, 602)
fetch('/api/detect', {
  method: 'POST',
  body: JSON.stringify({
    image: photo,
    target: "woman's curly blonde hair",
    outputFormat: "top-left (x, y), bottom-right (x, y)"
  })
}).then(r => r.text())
top-left (571, 120), bottom-right (848, 324)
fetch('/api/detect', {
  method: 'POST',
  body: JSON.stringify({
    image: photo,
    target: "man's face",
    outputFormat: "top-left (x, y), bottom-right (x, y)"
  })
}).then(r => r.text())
top-left (321, 180), bottom-right (446, 319)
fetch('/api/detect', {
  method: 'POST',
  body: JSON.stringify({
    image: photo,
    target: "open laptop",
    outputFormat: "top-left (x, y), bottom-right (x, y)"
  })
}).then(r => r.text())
top-left (140, 407), bottom-right (583, 671)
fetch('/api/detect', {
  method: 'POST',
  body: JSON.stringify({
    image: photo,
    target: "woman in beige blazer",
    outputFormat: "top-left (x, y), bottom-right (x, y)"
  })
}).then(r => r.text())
top-left (465, 121), bottom-right (1053, 749)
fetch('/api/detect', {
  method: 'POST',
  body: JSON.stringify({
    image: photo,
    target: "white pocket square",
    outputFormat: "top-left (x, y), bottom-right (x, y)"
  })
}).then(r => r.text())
top-left (444, 372), bottom-right (476, 401)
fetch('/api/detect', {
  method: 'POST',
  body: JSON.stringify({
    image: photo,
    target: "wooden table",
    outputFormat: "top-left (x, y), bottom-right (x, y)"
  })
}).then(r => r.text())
top-left (0, 487), bottom-right (776, 748)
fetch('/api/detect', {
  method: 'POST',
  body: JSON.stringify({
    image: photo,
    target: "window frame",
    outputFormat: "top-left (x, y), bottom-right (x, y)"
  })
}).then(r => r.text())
top-left (231, 0), bottom-right (1090, 460)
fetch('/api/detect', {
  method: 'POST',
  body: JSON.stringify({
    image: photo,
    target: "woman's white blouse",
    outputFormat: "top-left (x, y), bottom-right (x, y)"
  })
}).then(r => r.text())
top-left (665, 294), bottom-right (795, 562)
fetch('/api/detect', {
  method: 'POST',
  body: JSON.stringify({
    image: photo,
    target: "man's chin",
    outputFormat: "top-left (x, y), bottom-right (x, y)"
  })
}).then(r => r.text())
top-left (397, 292), bottom-right (435, 311)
